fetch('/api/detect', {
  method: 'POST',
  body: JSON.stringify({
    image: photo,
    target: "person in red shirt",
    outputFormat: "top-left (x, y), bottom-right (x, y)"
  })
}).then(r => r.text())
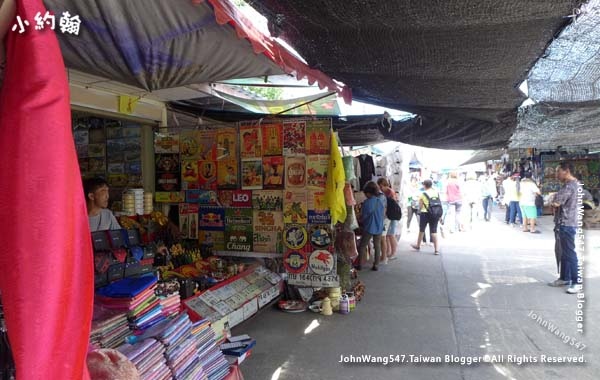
top-left (445, 172), bottom-right (464, 233)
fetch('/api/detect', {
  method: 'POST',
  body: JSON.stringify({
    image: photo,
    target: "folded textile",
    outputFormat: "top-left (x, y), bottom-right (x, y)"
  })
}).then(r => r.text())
top-left (96, 274), bottom-right (158, 298)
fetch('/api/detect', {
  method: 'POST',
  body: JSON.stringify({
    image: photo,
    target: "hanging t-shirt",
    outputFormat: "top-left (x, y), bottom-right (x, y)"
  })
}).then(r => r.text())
top-left (357, 154), bottom-right (375, 191)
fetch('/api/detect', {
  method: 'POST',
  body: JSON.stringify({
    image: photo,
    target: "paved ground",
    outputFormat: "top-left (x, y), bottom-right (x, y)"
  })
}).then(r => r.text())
top-left (234, 211), bottom-right (599, 380)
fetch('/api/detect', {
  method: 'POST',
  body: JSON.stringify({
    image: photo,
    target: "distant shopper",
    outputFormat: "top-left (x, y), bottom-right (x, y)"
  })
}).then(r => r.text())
top-left (548, 162), bottom-right (581, 294)
top-left (357, 181), bottom-right (386, 271)
top-left (445, 172), bottom-right (463, 233)
top-left (481, 174), bottom-right (498, 221)
top-left (84, 177), bottom-right (121, 232)
top-left (411, 179), bottom-right (441, 255)
top-left (503, 173), bottom-right (522, 227)
top-left (377, 178), bottom-right (399, 260)
top-left (519, 172), bottom-right (541, 233)
top-left (406, 178), bottom-right (421, 232)
top-left (462, 172), bottom-right (482, 228)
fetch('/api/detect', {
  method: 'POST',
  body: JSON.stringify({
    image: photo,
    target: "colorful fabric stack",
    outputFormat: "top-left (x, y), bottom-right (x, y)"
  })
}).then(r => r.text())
top-left (156, 280), bottom-right (182, 318)
top-left (96, 274), bottom-right (166, 331)
top-left (191, 319), bottom-right (230, 380)
top-left (118, 338), bottom-right (171, 380)
top-left (158, 313), bottom-right (203, 379)
top-left (90, 305), bottom-right (130, 349)
top-left (160, 293), bottom-right (181, 317)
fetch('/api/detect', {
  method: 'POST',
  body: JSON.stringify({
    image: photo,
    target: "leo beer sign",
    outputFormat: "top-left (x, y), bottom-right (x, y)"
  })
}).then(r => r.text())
top-left (231, 190), bottom-right (252, 208)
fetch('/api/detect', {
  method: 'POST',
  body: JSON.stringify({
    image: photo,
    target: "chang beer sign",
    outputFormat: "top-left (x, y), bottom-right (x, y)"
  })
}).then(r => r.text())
top-left (225, 225), bottom-right (253, 252)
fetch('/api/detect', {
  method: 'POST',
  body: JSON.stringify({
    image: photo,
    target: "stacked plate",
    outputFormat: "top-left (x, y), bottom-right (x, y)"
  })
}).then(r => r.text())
top-left (122, 193), bottom-right (136, 216)
top-left (144, 192), bottom-right (154, 215)
top-left (129, 188), bottom-right (145, 215)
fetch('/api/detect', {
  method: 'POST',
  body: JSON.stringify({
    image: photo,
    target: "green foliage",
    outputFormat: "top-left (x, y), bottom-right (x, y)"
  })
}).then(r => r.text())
top-left (242, 86), bottom-right (284, 101)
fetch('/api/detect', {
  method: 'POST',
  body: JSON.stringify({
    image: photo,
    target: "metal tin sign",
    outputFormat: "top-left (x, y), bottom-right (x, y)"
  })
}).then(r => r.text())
top-left (284, 224), bottom-right (308, 250)
top-left (283, 250), bottom-right (309, 274)
top-left (309, 224), bottom-right (332, 249)
top-left (309, 250), bottom-right (335, 275)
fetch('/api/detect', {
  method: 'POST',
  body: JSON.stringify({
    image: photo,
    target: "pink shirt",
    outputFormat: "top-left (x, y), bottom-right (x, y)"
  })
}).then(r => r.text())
top-left (446, 181), bottom-right (462, 202)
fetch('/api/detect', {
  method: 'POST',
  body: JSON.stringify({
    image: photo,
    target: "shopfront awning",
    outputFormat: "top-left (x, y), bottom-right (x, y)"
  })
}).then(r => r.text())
top-left (44, 0), bottom-right (348, 99)
top-left (245, 0), bottom-right (583, 149)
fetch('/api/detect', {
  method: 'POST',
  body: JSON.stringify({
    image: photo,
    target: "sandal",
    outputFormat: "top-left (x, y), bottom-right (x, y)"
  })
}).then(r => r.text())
top-left (434, 251), bottom-right (440, 255)
top-left (410, 244), bottom-right (420, 251)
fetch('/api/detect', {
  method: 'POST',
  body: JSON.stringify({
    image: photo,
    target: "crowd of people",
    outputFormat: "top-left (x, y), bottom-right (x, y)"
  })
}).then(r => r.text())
top-left (354, 163), bottom-right (594, 296)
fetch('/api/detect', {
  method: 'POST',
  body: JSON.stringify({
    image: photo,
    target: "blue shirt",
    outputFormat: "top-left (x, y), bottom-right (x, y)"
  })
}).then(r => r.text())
top-left (361, 194), bottom-right (386, 234)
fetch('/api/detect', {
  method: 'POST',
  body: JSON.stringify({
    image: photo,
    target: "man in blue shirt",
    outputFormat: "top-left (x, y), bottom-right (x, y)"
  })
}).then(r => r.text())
top-left (357, 181), bottom-right (386, 271)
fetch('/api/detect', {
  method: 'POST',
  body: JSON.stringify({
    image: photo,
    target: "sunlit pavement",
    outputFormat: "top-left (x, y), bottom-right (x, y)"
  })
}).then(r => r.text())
top-left (235, 210), bottom-right (599, 380)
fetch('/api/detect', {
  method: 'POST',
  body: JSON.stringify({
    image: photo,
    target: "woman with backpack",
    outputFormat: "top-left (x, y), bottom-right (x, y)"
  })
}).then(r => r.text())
top-left (411, 179), bottom-right (442, 255)
top-left (377, 178), bottom-right (400, 260)
top-left (357, 181), bottom-right (386, 271)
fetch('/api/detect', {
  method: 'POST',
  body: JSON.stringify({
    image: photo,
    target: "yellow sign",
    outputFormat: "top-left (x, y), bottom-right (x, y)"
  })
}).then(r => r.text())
top-left (118, 95), bottom-right (140, 114)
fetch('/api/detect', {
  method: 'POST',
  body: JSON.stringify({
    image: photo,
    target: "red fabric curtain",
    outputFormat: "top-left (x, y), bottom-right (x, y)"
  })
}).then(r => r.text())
top-left (0, 0), bottom-right (94, 379)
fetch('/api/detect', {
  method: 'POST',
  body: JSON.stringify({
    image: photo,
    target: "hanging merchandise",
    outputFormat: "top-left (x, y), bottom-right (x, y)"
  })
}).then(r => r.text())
top-left (285, 156), bottom-right (306, 189)
top-left (283, 120), bottom-right (306, 155)
top-left (357, 154), bottom-right (375, 191)
top-left (325, 131), bottom-right (347, 225)
top-left (240, 125), bottom-right (262, 159)
top-left (262, 156), bottom-right (285, 189)
top-left (262, 123), bottom-right (284, 156)
top-left (241, 159), bottom-right (264, 190)
top-left (342, 156), bottom-right (356, 180)
top-left (305, 120), bottom-right (331, 155)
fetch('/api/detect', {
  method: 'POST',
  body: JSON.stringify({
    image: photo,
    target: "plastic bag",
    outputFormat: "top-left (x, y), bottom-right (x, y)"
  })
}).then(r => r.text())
top-left (343, 205), bottom-right (359, 231)
top-left (342, 156), bottom-right (356, 180)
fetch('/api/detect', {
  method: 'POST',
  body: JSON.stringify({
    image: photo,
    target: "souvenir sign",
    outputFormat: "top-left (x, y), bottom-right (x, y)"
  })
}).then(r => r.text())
top-left (283, 250), bottom-right (308, 274)
top-left (198, 160), bottom-right (217, 190)
top-left (156, 173), bottom-right (180, 192)
top-left (240, 125), bottom-right (262, 159)
top-left (306, 155), bottom-right (328, 189)
top-left (253, 231), bottom-right (283, 253)
top-left (241, 159), bottom-right (263, 190)
top-left (309, 250), bottom-right (335, 275)
top-left (181, 160), bottom-right (199, 190)
top-left (199, 230), bottom-right (225, 251)
top-left (180, 130), bottom-right (200, 159)
top-left (198, 207), bottom-right (225, 231)
top-left (262, 123), bottom-right (283, 156)
top-left (155, 192), bottom-right (185, 203)
top-left (284, 224), bottom-right (308, 250)
top-left (309, 224), bottom-right (332, 249)
top-left (217, 160), bottom-right (238, 189)
top-left (283, 190), bottom-right (308, 224)
top-left (217, 128), bottom-right (237, 161)
top-left (155, 154), bottom-right (180, 173)
top-left (285, 156), bottom-right (306, 189)
top-left (263, 156), bottom-right (285, 189)
top-left (225, 208), bottom-right (253, 225)
top-left (253, 210), bottom-right (284, 232)
top-left (225, 225), bottom-right (253, 252)
top-left (154, 132), bottom-right (180, 153)
top-left (252, 190), bottom-right (283, 211)
top-left (283, 121), bottom-right (306, 155)
top-left (305, 120), bottom-right (331, 155)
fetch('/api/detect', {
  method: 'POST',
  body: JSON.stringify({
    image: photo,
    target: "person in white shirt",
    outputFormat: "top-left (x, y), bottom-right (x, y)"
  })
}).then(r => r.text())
top-left (519, 172), bottom-right (541, 233)
top-left (481, 174), bottom-right (498, 221)
top-left (84, 177), bottom-right (121, 232)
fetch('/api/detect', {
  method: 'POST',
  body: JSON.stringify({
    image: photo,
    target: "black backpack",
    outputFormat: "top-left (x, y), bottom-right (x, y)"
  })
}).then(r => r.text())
top-left (386, 196), bottom-right (402, 220)
top-left (424, 192), bottom-right (443, 220)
